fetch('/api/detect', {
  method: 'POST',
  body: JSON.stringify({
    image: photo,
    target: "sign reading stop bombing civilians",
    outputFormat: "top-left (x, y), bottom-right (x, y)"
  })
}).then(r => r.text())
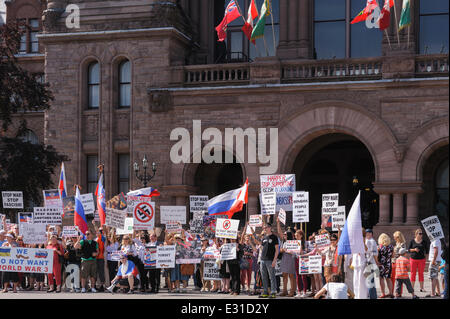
top-left (215, 218), bottom-right (240, 239)
top-left (260, 174), bottom-right (296, 211)
top-left (2, 192), bottom-right (23, 209)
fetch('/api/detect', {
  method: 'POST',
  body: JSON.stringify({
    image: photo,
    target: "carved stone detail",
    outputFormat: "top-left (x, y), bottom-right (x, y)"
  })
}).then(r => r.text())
top-left (148, 89), bottom-right (173, 113)
top-left (393, 143), bottom-right (406, 163)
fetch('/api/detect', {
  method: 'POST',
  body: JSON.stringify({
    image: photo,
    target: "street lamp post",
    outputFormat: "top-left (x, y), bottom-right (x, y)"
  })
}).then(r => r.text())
top-left (133, 155), bottom-right (157, 187)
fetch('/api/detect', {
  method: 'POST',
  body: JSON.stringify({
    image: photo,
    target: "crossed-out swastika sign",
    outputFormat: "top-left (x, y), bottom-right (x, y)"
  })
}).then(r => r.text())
top-left (132, 200), bottom-right (155, 230)
top-left (223, 220), bottom-right (231, 230)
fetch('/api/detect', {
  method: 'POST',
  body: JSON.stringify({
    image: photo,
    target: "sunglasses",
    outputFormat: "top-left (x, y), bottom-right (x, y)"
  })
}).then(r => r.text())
top-left (418, 233), bottom-right (423, 235)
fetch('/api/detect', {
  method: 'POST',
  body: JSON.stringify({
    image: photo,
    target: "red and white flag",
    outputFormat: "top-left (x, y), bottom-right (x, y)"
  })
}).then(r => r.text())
top-left (215, 0), bottom-right (241, 42)
top-left (377, 0), bottom-right (394, 30)
top-left (242, 0), bottom-right (259, 44)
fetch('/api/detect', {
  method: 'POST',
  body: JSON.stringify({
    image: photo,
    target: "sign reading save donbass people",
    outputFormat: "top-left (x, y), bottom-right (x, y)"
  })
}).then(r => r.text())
top-left (0, 247), bottom-right (53, 274)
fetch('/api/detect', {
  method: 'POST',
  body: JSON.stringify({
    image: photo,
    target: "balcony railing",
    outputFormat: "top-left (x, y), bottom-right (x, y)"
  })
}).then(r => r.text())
top-left (281, 57), bottom-right (382, 82)
top-left (415, 54), bottom-right (449, 76)
top-left (184, 63), bottom-right (250, 86)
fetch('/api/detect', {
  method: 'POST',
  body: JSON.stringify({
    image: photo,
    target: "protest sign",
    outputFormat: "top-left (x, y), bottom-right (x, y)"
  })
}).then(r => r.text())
top-left (421, 215), bottom-right (445, 241)
top-left (176, 240), bottom-right (203, 264)
top-left (260, 192), bottom-right (276, 215)
top-left (18, 212), bottom-right (33, 234)
top-left (215, 218), bottom-right (240, 239)
top-left (166, 221), bottom-right (182, 233)
top-left (0, 214), bottom-right (4, 231)
top-left (61, 226), bottom-right (80, 238)
top-left (315, 234), bottom-right (330, 251)
top-left (293, 191), bottom-right (309, 223)
top-left (43, 189), bottom-right (62, 208)
top-left (249, 214), bottom-right (263, 228)
top-left (2, 191), bottom-right (23, 209)
top-left (156, 245), bottom-right (176, 268)
top-left (62, 196), bottom-right (75, 218)
top-left (203, 215), bottom-right (217, 237)
top-left (33, 207), bottom-right (62, 225)
top-left (80, 193), bottom-right (95, 216)
top-left (299, 255), bottom-right (322, 274)
top-left (116, 217), bottom-right (134, 235)
top-left (110, 250), bottom-right (123, 261)
top-left (21, 223), bottom-right (47, 245)
top-left (260, 174), bottom-right (296, 211)
top-left (143, 246), bottom-right (157, 268)
top-left (203, 260), bottom-right (221, 281)
top-left (189, 196), bottom-right (208, 214)
top-left (189, 211), bottom-right (205, 235)
top-left (0, 247), bottom-right (53, 274)
top-left (105, 208), bottom-right (127, 230)
top-left (219, 243), bottom-right (237, 261)
top-left (203, 246), bottom-right (221, 260)
top-left (284, 240), bottom-right (302, 253)
top-left (278, 208), bottom-right (286, 225)
top-left (322, 193), bottom-right (339, 214)
top-left (245, 225), bottom-right (256, 235)
top-left (160, 206), bottom-right (187, 225)
top-left (332, 206), bottom-right (346, 231)
top-left (129, 197), bottom-right (155, 230)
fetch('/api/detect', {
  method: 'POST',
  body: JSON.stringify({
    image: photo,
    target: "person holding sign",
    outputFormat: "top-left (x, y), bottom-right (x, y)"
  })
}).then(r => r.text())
top-left (276, 218), bottom-right (296, 297)
top-left (408, 229), bottom-right (428, 292)
top-left (46, 234), bottom-right (64, 293)
top-left (105, 229), bottom-right (120, 287)
top-left (240, 232), bottom-right (256, 294)
top-left (427, 238), bottom-right (443, 298)
top-left (74, 231), bottom-right (99, 293)
top-left (1, 232), bottom-right (19, 293)
top-left (256, 223), bottom-right (279, 299)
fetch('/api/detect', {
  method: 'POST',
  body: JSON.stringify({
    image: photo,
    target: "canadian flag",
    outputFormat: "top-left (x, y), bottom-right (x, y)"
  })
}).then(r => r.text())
top-left (377, 0), bottom-right (394, 30)
top-left (242, 0), bottom-right (259, 44)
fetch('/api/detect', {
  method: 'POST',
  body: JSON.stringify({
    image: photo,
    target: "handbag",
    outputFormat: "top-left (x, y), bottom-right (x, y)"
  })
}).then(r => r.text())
top-left (180, 263), bottom-right (195, 276)
top-left (239, 258), bottom-right (250, 270)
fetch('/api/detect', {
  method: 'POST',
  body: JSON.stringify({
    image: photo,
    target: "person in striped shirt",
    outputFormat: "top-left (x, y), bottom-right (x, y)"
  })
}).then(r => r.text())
top-left (395, 248), bottom-right (419, 299)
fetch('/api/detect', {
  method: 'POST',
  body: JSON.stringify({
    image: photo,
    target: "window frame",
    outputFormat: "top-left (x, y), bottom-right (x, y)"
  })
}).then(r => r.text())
top-left (86, 155), bottom-right (99, 195)
top-left (17, 18), bottom-right (40, 54)
top-left (417, 0), bottom-right (449, 54)
top-left (87, 61), bottom-right (100, 109)
top-left (117, 154), bottom-right (130, 194)
top-left (118, 60), bottom-right (131, 109)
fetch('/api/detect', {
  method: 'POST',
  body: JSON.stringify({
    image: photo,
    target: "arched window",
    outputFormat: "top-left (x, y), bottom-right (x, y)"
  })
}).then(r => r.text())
top-left (18, 129), bottom-right (39, 144)
top-left (87, 62), bottom-right (100, 109)
top-left (435, 159), bottom-right (449, 221)
top-left (419, 0), bottom-right (449, 54)
top-left (314, 0), bottom-right (382, 59)
top-left (118, 60), bottom-right (131, 108)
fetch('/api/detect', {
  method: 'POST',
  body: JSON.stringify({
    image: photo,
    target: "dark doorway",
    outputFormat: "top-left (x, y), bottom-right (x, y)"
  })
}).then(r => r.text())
top-left (292, 134), bottom-right (378, 235)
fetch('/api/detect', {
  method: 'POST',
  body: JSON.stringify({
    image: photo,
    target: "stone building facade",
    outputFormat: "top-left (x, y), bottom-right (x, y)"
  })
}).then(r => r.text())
top-left (5, 0), bottom-right (449, 242)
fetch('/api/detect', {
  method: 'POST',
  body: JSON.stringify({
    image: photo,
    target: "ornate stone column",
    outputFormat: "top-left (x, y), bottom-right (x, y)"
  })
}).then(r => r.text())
top-left (406, 192), bottom-right (420, 226)
top-left (378, 193), bottom-right (391, 225)
top-left (392, 193), bottom-right (404, 224)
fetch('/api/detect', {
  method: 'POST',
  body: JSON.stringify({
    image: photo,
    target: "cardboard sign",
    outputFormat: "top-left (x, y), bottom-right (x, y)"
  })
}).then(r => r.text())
top-left (62, 196), bottom-right (75, 218)
top-left (219, 243), bottom-right (237, 261)
top-left (0, 247), bottom-right (53, 274)
top-left (156, 245), bottom-right (176, 268)
top-left (322, 193), bottom-right (339, 214)
top-left (260, 174), bottom-right (296, 211)
top-left (215, 218), bottom-right (240, 239)
top-left (260, 192), bottom-right (276, 215)
top-left (315, 234), bottom-right (330, 251)
top-left (18, 212), bottom-right (33, 234)
top-left (293, 191), bottom-right (309, 223)
top-left (176, 240), bottom-right (203, 264)
top-left (2, 191), bottom-right (23, 209)
top-left (160, 206), bottom-right (186, 225)
top-left (116, 217), bottom-right (134, 235)
top-left (80, 193), bottom-right (95, 216)
top-left (203, 246), bottom-right (221, 260)
top-left (166, 221), bottom-right (182, 234)
top-left (61, 226), bottom-right (80, 238)
top-left (143, 246), bottom-right (158, 269)
top-left (189, 212), bottom-right (205, 235)
top-left (189, 196), bottom-right (209, 214)
top-left (105, 208), bottom-right (127, 230)
top-left (131, 198), bottom-right (155, 230)
top-left (203, 260), bottom-right (221, 281)
top-left (332, 206), bottom-right (346, 231)
top-left (203, 215), bottom-right (217, 236)
top-left (33, 207), bottom-right (62, 225)
top-left (278, 208), bottom-right (286, 225)
top-left (21, 223), bottom-right (47, 245)
top-left (110, 250), bottom-right (123, 261)
top-left (249, 214), bottom-right (263, 228)
top-left (421, 215), bottom-right (445, 241)
top-left (43, 189), bottom-right (62, 208)
top-left (299, 255), bottom-right (323, 274)
top-left (283, 240), bottom-right (301, 253)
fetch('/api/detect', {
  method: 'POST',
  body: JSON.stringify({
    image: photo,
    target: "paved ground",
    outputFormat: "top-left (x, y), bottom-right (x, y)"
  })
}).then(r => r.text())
top-left (0, 276), bottom-right (443, 299)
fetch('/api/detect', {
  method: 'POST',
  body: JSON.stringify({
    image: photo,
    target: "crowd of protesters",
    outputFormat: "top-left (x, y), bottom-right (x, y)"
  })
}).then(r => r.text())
top-left (0, 214), bottom-right (448, 299)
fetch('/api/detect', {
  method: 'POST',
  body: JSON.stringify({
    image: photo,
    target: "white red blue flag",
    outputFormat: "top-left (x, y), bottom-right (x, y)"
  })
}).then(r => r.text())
top-left (127, 187), bottom-right (160, 198)
top-left (74, 187), bottom-right (88, 235)
top-left (58, 162), bottom-right (67, 200)
top-left (95, 173), bottom-right (106, 226)
top-left (207, 178), bottom-right (248, 219)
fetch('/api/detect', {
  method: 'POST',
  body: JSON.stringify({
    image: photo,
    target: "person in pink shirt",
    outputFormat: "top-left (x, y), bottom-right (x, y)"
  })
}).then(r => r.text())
top-left (46, 234), bottom-right (64, 293)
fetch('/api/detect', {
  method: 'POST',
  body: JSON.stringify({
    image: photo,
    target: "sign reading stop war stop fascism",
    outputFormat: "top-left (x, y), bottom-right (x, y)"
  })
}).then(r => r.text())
top-left (33, 207), bottom-right (62, 225)
top-left (130, 198), bottom-right (155, 231)
top-left (215, 218), bottom-right (240, 239)
top-left (156, 245), bottom-right (176, 269)
top-left (160, 206), bottom-right (187, 225)
top-left (260, 174), bottom-right (296, 211)
top-left (421, 215), bottom-right (445, 241)
top-left (2, 191), bottom-right (24, 209)
top-left (293, 191), bottom-right (309, 223)
top-left (189, 196), bottom-right (208, 214)
top-left (322, 193), bottom-right (339, 214)
top-left (203, 260), bottom-right (221, 281)
top-left (0, 247), bottom-right (53, 274)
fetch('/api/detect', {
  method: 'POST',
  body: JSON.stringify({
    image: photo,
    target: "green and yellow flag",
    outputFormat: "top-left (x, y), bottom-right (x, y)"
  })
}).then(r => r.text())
top-left (398, 0), bottom-right (411, 31)
top-left (250, 0), bottom-right (271, 40)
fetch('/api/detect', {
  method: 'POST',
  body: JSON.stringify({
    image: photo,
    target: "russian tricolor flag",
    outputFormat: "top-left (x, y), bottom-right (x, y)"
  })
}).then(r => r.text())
top-left (338, 191), bottom-right (365, 255)
top-left (207, 178), bottom-right (248, 219)
top-left (74, 187), bottom-right (88, 235)
top-left (127, 187), bottom-right (160, 198)
top-left (58, 162), bottom-right (67, 199)
top-left (95, 173), bottom-right (106, 226)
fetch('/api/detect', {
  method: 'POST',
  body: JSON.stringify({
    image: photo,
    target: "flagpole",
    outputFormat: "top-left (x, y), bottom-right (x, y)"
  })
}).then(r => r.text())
top-left (269, 0), bottom-right (276, 56)
top-left (393, 0), bottom-right (401, 46)
top-left (262, 35), bottom-right (269, 56)
top-left (235, 0), bottom-right (261, 60)
top-left (407, 25), bottom-right (410, 49)
top-left (384, 30), bottom-right (392, 49)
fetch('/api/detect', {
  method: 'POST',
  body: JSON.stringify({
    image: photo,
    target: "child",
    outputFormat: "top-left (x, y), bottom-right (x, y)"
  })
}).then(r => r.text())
top-left (438, 259), bottom-right (446, 294)
top-left (395, 248), bottom-right (419, 299)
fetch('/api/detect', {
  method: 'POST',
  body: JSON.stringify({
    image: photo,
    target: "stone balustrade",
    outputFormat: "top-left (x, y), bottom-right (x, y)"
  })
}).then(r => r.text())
top-left (184, 63), bottom-right (250, 85)
top-left (415, 54), bottom-right (449, 76)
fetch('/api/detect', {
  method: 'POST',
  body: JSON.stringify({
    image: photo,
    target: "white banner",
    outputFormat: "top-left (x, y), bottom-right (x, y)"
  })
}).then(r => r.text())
top-left (160, 206), bottom-right (186, 225)
top-left (116, 217), bottom-right (134, 235)
top-left (189, 196), bottom-right (209, 214)
top-left (0, 247), bottom-right (53, 274)
top-left (315, 234), bottom-right (330, 251)
top-left (105, 208), bottom-right (127, 230)
top-left (332, 206), bottom-right (346, 231)
top-left (203, 260), bottom-right (221, 281)
top-left (421, 215), bottom-right (445, 241)
top-left (219, 243), bottom-right (237, 261)
top-left (249, 214), bottom-right (263, 228)
top-left (260, 174), bottom-right (296, 211)
top-left (80, 193), bottom-right (95, 216)
top-left (215, 218), bottom-right (240, 239)
top-left (21, 223), bottom-right (47, 245)
top-left (283, 240), bottom-right (302, 253)
top-left (322, 193), bottom-right (339, 214)
top-left (2, 191), bottom-right (23, 209)
top-left (156, 245), bottom-right (176, 268)
top-left (260, 192), bottom-right (276, 215)
top-left (33, 207), bottom-right (62, 225)
top-left (61, 226), bottom-right (80, 238)
top-left (293, 191), bottom-right (309, 223)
